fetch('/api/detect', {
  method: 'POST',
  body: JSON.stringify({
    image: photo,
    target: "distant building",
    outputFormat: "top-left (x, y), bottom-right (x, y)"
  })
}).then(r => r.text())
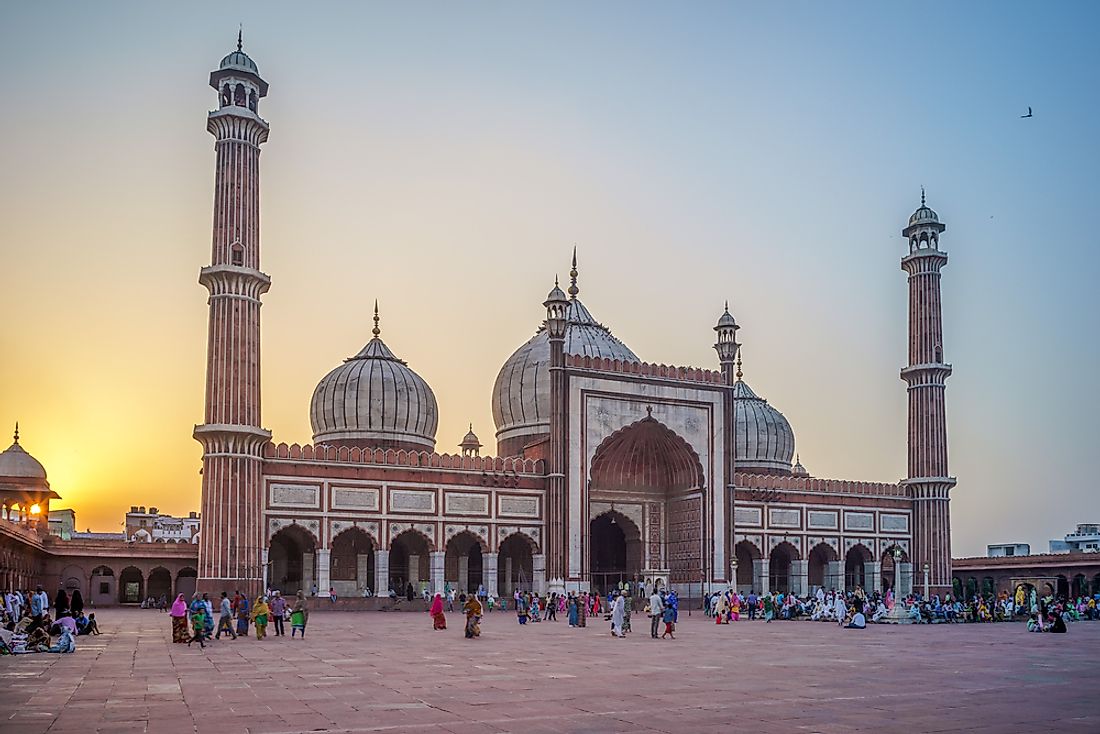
top-left (987, 543), bottom-right (1030, 557)
top-left (125, 506), bottom-right (201, 544)
top-left (1049, 523), bottom-right (1100, 554)
top-left (48, 508), bottom-right (76, 540)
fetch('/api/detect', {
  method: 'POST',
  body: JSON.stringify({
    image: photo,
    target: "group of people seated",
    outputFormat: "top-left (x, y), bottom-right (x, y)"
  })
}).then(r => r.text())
top-left (0, 586), bottom-right (100, 655)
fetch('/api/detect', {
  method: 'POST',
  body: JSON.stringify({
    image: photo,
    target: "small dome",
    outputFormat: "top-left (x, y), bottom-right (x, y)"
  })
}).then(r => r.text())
top-left (0, 427), bottom-right (47, 480)
top-left (545, 282), bottom-right (568, 303)
top-left (220, 50), bottom-right (259, 75)
top-left (715, 305), bottom-right (738, 330)
top-left (792, 455), bottom-right (810, 478)
top-left (460, 425), bottom-right (482, 452)
top-left (310, 317), bottom-right (438, 451)
top-left (908, 204), bottom-right (939, 226)
top-left (732, 378), bottom-right (795, 474)
top-left (492, 297), bottom-right (638, 453)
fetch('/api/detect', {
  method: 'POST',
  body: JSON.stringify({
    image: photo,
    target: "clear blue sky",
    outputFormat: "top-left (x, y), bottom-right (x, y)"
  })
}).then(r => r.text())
top-left (0, 1), bottom-right (1097, 553)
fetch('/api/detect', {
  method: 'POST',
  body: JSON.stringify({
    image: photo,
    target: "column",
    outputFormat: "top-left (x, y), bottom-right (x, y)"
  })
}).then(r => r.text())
top-left (302, 552), bottom-right (314, 595)
top-left (533, 554), bottom-right (546, 595)
top-left (357, 554), bottom-right (371, 593)
top-left (752, 559), bottom-right (769, 595)
top-left (897, 562), bottom-right (913, 597)
top-left (374, 549), bottom-right (389, 595)
top-left (864, 561), bottom-right (881, 593)
top-left (483, 552), bottom-right (499, 598)
top-left (315, 549), bottom-right (331, 596)
top-left (430, 551), bottom-right (446, 595)
top-left (826, 561), bottom-right (843, 591)
top-left (458, 556), bottom-right (469, 594)
top-left (791, 560), bottom-right (808, 597)
top-left (505, 557), bottom-right (514, 597)
top-left (408, 555), bottom-right (420, 586)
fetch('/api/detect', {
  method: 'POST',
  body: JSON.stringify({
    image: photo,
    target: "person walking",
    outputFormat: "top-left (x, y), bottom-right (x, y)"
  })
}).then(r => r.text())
top-left (251, 596), bottom-right (270, 639)
top-left (291, 590), bottom-right (309, 638)
top-left (649, 588), bottom-right (664, 639)
top-left (270, 591), bottom-right (286, 636)
top-left (215, 592), bottom-right (237, 639)
top-left (610, 591), bottom-right (625, 638)
top-left (170, 593), bottom-right (189, 643)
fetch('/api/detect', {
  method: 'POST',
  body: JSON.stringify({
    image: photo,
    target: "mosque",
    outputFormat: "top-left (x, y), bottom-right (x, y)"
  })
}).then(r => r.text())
top-left (193, 39), bottom-right (956, 602)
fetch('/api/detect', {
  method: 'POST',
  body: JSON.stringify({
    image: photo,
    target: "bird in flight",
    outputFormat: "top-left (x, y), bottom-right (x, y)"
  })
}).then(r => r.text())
top-left (1020, 106), bottom-right (1033, 118)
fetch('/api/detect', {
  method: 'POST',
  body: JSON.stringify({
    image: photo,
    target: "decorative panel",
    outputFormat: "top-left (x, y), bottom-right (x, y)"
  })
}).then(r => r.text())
top-left (734, 507), bottom-right (762, 526)
top-left (445, 493), bottom-right (489, 516)
top-left (331, 487), bottom-right (380, 512)
top-left (844, 511), bottom-right (875, 531)
top-left (269, 483), bottom-right (320, 508)
top-left (807, 511), bottom-right (839, 530)
top-left (499, 495), bottom-right (539, 518)
top-left (768, 508), bottom-right (801, 528)
top-left (589, 501), bottom-right (641, 531)
top-left (880, 514), bottom-right (909, 532)
top-left (390, 489), bottom-right (436, 513)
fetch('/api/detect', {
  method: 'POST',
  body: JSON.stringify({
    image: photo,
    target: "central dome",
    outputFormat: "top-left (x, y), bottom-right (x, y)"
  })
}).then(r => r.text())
top-left (310, 312), bottom-right (438, 452)
top-left (732, 374), bottom-right (795, 475)
top-left (492, 295), bottom-right (638, 456)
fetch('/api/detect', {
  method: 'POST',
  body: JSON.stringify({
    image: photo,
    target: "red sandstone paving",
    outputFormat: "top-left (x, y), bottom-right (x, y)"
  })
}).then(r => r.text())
top-left (1, 610), bottom-right (1098, 733)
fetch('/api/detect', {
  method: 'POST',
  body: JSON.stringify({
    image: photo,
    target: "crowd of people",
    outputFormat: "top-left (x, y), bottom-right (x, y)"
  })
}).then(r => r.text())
top-left (169, 589), bottom-right (310, 648)
top-left (0, 586), bottom-right (100, 655)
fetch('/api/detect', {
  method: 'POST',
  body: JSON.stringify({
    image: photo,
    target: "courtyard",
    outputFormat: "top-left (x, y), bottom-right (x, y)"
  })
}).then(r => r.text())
top-left (1, 609), bottom-right (1098, 733)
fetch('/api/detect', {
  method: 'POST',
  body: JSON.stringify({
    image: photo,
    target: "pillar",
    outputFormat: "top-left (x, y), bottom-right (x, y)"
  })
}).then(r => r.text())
top-left (458, 555), bottom-right (469, 594)
top-left (315, 549), bottom-right (331, 595)
top-left (897, 562), bottom-right (913, 597)
top-left (864, 561), bottom-right (881, 593)
top-left (752, 559), bottom-right (769, 595)
top-left (483, 552), bottom-right (499, 598)
top-left (408, 555), bottom-right (420, 586)
top-left (791, 560), bottom-right (808, 597)
top-left (533, 554), bottom-right (547, 595)
top-left (430, 551), bottom-right (446, 595)
top-left (374, 549), bottom-right (389, 596)
top-left (302, 552), bottom-right (314, 595)
top-left (357, 554), bottom-right (371, 593)
top-left (826, 561), bottom-right (843, 591)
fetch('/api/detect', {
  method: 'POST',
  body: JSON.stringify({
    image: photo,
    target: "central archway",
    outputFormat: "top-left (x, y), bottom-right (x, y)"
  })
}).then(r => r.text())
top-left (588, 415), bottom-right (706, 587)
top-left (331, 527), bottom-right (375, 596)
top-left (269, 525), bottom-right (317, 595)
top-left (445, 531), bottom-right (487, 595)
top-left (389, 530), bottom-right (432, 596)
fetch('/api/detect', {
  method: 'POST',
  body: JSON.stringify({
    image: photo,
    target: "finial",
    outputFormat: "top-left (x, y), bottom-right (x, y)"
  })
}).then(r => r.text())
top-left (724, 300), bottom-right (729, 313)
top-left (372, 299), bottom-right (380, 338)
top-left (13, 422), bottom-right (19, 444)
top-left (237, 25), bottom-right (243, 52)
top-left (568, 246), bottom-right (579, 299)
top-left (735, 346), bottom-right (743, 381)
top-left (646, 406), bottom-right (653, 417)
top-left (469, 422), bottom-right (473, 431)
top-left (921, 186), bottom-right (926, 206)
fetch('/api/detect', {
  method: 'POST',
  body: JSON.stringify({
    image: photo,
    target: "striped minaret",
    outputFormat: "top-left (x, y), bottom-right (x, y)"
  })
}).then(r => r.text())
top-left (900, 189), bottom-right (955, 596)
top-left (194, 34), bottom-right (272, 599)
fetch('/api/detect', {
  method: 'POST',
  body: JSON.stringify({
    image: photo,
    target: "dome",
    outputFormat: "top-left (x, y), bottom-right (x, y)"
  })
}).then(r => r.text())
top-left (792, 455), bottom-right (810, 478)
top-left (310, 317), bottom-right (438, 452)
top-left (732, 378), bottom-right (795, 474)
top-left (0, 427), bottom-right (47, 481)
top-left (908, 204), bottom-right (939, 226)
top-left (492, 296), bottom-right (638, 453)
top-left (716, 307), bottom-right (738, 330)
top-left (220, 50), bottom-right (259, 75)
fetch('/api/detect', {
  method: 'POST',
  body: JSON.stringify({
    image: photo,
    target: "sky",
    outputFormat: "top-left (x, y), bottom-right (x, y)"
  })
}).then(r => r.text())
top-left (1, 2), bottom-right (1097, 555)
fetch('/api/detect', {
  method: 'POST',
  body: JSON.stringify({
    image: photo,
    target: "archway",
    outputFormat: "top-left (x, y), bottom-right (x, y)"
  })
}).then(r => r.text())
top-left (331, 527), bottom-right (376, 596)
top-left (1072, 574), bottom-right (1087, 598)
top-left (734, 540), bottom-right (761, 592)
top-left (589, 511), bottom-right (642, 596)
top-left (844, 544), bottom-right (873, 592)
top-left (147, 567), bottom-right (172, 601)
top-left (1056, 575), bottom-right (1069, 599)
top-left (445, 531), bottom-right (486, 595)
top-left (175, 567), bottom-right (197, 599)
top-left (881, 545), bottom-right (909, 592)
top-left (808, 542), bottom-right (838, 591)
top-left (119, 566), bottom-right (143, 604)
top-left (389, 530), bottom-right (431, 596)
top-left (965, 577), bottom-right (978, 599)
top-left (498, 532), bottom-right (535, 598)
top-left (90, 566), bottom-right (115, 606)
top-left (952, 577), bottom-right (964, 600)
top-left (59, 565), bottom-right (86, 597)
top-left (588, 415), bottom-right (705, 587)
top-left (769, 542), bottom-right (798, 594)
top-left (269, 525), bottom-right (317, 595)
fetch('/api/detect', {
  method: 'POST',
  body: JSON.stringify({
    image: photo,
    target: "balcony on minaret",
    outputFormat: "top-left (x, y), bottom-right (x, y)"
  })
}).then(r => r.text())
top-left (208, 39), bottom-right (270, 135)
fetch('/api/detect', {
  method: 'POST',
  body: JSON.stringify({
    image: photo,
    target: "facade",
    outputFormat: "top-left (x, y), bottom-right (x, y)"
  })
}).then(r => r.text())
top-left (191, 40), bottom-right (959, 602)
top-left (125, 506), bottom-right (201, 544)
top-left (1049, 523), bottom-right (1100, 553)
top-left (953, 553), bottom-right (1100, 601)
top-left (987, 543), bottom-right (1030, 557)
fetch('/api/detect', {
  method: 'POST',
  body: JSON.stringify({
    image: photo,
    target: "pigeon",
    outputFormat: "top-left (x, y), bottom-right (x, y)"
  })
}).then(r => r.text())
top-left (1020, 106), bottom-right (1033, 118)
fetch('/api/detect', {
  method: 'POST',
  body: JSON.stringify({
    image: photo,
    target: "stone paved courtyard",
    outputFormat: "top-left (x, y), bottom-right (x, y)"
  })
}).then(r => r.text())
top-left (1, 608), bottom-right (1098, 733)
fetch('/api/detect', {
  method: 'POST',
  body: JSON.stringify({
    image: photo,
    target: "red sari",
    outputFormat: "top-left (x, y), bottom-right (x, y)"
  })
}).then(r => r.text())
top-left (430, 593), bottom-right (446, 630)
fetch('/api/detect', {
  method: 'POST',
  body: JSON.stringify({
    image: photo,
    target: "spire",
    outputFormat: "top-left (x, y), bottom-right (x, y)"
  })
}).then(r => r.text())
top-left (735, 346), bottom-right (743, 381)
top-left (921, 186), bottom-right (926, 206)
top-left (372, 300), bottom-right (381, 338)
top-left (568, 246), bottom-right (579, 299)
top-left (237, 25), bottom-right (243, 52)
top-left (13, 422), bottom-right (19, 444)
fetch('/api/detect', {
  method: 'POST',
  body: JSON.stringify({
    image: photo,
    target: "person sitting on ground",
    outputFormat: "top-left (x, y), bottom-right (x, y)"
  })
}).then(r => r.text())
top-left (872, 600), bottom-right (889, 623)
top-left (845, 608), bottom-right (867, 629)
top-left (48, 626), bottom-right (75, 653)
top-left (26, 624), bottom-right (50, 651)
top-left (77, 612), bottom-right (100, 635)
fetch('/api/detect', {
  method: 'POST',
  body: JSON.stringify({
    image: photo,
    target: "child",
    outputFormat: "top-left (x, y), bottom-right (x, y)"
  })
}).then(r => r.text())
top-left (517, 598), bottom-right (528, 625)
top-left (661, 604), bottom-right (676, 639)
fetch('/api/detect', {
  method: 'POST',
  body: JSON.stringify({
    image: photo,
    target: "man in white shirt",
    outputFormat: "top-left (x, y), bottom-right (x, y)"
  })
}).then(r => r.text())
top-left (833, 593), bottom-right (847, 627)
top-left (648, 590), bottom-right (664, 639)
top-left (845, 610), bottom-right (867, 629)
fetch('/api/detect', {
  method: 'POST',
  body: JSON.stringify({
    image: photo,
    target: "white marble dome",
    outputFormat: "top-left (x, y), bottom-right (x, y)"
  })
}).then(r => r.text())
top-left (220, 49), bottom-right (259, 74)
top-left (0, 429), bottom-right (47, 480)
top-left (492, 297), bottom-right (638, 451)
top-left (310, 329), bottom-right (438, 451)
top-left (732, 378), bottom-right (795, 474)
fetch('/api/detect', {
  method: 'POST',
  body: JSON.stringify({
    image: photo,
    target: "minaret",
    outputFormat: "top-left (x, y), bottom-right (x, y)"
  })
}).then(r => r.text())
top-left (544, 266), bottom-right (570, 593)
top-left (900, 189), bottom-right (955, 596)
top-left (193, 34), bottom-right (272, 598)
top-left (713, 304), bottom-right (740, 584)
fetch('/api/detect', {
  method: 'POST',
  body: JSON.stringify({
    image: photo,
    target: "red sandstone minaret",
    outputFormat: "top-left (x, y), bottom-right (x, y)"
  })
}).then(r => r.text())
top-left (901, 189), bottom-right (955, 596)
top-left (194, 33), bottom-right (271, 598)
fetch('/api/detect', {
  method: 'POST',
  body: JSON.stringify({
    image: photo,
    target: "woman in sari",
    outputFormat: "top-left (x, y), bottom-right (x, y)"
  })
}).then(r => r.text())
top-left (252, 596), bottom-right (270, 639)
top-left (430, 593), bottom-right (447, 630)
top-left (463, 594), bottom-right (482, 638)
top-left (291, 591), bottom-right (308, 638)
top-left (730, 593), bottom-right (741, 622)
top-left (578, 593), bottom-right (587, 627)
top-left (236, 595), bottom-right (251, 637)
top-left (169, 593), bottom-right (189, 643)
top-left (567, 594), bottom-right (579, 627)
